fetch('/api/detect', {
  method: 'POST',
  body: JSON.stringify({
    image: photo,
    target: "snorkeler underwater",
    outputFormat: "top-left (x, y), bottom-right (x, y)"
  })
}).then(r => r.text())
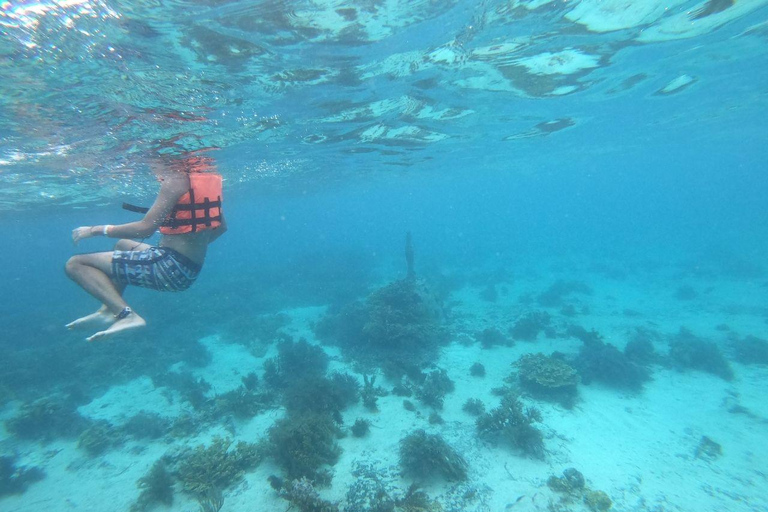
top-left (1, 1), bottom-right (767, 511)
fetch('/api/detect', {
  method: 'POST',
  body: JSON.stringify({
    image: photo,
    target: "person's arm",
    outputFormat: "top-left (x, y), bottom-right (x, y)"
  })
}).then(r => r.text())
top-left (72, 174), bottom-right (189, 244)
top-left (207, 212), bottom-right (228, 244)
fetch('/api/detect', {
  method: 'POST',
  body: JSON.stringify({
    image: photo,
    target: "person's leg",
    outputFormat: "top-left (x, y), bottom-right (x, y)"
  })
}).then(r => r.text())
top-left (65, 240), bottom-right (150, 341)
top-left (65, 240), bottom-right (151, 327)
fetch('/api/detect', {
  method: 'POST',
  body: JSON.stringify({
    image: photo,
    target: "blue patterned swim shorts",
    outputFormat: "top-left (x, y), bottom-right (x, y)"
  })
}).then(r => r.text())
top-left (112, 246), bottom-right (202, 292)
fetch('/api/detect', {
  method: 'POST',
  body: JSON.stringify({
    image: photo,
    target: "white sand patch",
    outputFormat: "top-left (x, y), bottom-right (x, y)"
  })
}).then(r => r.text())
top-left (185, 334), bottom-right (261, 394)
top-left (77, 375), bottom-right (185, 424)
top-left (657, 74), bottom-right (697, 94)
top-left (513, 49), bottom-right (601, 76)
top-left (637, 0), bottom-right (768, 42)
top-left (566, 0), bottom-right (688, 33)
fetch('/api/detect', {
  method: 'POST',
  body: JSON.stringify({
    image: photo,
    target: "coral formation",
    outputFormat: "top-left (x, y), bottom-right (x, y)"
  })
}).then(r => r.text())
top-left (469, 363), bottom-right (486, 377)
top-left (415, 368), bottom-right (455, 409)
top-left (509, 311), bottom-right (551, 341)
top-left (264, 338), bottom-right (330, 389)
top-left (130, 460), bottom-right (174, 512)
top-left (77, 420), bottom-right (123, 457)
top-left (475, 327), bottom-right (509, 348)
top-left (314, 273), bottom-right (446, 374)
top-left (537, 280), bottom-right (592, 307)
top-left (174, 437), bottom-right (262, 495)
top-left (476, 392), bottom-right (545, 459)
top-left (624, 327), bottom-right (660, 366)
top-left (123, 412), bottom-right (171, 440)
top-left (731, 334), bottom-right (768, 365)
top-left (694, 436), bottom-right (722, 460)
top-left (350, 418), bottom-right (371, 438)
top-left (0, 454), bottom-right (45, 497)
top-left (5, 394), bottom-right (90, 441)
top-left (584, 490), bottom-right (612, 511)
top-left (669, 328), bottom-right (733, 380)
top-left (267, 412), bottom-right (341, 483)
top-left (275, 477), bottom-right (339, 512)
top-left (399, 430), bottom-right (468, 482)
top-left (462, 398), bottom-right (485, 416)
top-left (573, 328), bottom-right (649, 390)
top-left (514, 353), bottom-right (579, 407)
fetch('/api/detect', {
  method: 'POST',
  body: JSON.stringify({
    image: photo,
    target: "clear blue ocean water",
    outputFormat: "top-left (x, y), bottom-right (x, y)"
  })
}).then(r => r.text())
top-left (1, 2), bottom-right (767, 511)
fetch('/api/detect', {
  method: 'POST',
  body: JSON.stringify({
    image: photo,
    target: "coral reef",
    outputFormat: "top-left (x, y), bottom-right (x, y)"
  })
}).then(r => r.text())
top-left (731, 334), bottom-right (768, 365)
top-left (5, 394), bottom-right (90, 441)
top-left (584, 490), bottom-right (612, 511)
top-left (574, 329), bottom-right (649, 390)
top-left (350, 418), bottom-right (371, 438)
top-left (476, 392), bottom-right (545, 459)
top-left (284, 374), bottom-right (358, 421)
top-left (509, 311), bottom-right (551, 341)
top-left (77, 420), bottom-right (123, 457)
top-left (415, 368), bottom-right (455, 409)
top-left (548, 468), bottom-right (612, 511)
top-left (0, 454), bottom-right (45, 497)
top-left (267, 412), bottom-right (342, 483)
top-left (514, 353), bottom-right (579, 408)
top-left (399, 430), bottom-right (468, 482)
top-left (462, 398), bottom-right (485, 416)
top-left (694, 436), bottom-right (722, 460)
top-left (174, 437), bottom-right (262, 495)
top-left (537, 280), bottom-right (592, 308)
top-left (669, 328), bottom-right (733, 380)
top-left (314, 274), bottom-right (446, 374)
top-left (123, 412), bottom-right (171, 440)
top-left (475, 327), bottom-right (509, 348)
top-left (130, 460), bottom-right (174, 512)
top-left (469, 363), bottom-right (486, 377)
top-left (276, 477), bottom-right (339, 512)
top-left (361, 374), bottom-right (387, 412)
top-left (211, 386), bottom-right (275, 419)
top-left (264, 338), bottom-right (330, 389)
top-left (624, 327), bottom-right (660, 366)
top-left (152, 371), bottom-right (211, 410)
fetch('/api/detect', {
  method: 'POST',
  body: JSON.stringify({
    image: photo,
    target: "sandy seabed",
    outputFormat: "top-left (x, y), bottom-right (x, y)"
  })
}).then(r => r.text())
top-left (2, 267), bottom-right (767, 512)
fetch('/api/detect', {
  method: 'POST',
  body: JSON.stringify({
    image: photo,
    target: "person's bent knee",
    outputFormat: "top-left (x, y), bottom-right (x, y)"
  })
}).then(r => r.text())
top-left (115, 239), bottom-right (135, 251)
top-left (65, 255), bottom-right (82, 279)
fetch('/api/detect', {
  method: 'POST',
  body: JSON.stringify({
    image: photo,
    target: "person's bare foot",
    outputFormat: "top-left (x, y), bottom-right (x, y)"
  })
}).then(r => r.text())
top-left (66, 305), bottom-right (114, 329)
top-left (86, 310), bottom-right (146, 342)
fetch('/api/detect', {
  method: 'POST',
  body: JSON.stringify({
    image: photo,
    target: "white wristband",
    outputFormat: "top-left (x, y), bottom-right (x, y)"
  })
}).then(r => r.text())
top-left (103, 225), bottom-right (111, 236)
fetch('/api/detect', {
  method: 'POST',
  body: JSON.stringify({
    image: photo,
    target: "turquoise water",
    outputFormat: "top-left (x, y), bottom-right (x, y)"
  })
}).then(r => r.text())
top-left (1, 1), bottom-right (768, 511)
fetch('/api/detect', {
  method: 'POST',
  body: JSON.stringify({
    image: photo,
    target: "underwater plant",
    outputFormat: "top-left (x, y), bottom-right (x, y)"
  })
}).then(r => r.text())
top-left (669, 328), bottom-right (733, 380)
top-left (509, 311), bottom-right (551, 341)
top-left (514, 353), bottom-right (579, 408)
top-left (130, 459), bottom-right (174, 512)
top-left (476, 392), bottom-right (545, 459)
top-left (415, 368), bottom-right (455, 409)
top-left (0, 454), bottom-right (45, 497)
top-left (399, 430), bottom-right (468, 482)
top-left (174, 437), bottom-right (262, 496)
top-left (267, 412), bottom-right (342, 483)
top-left (211, 385), bottom-right (274, 419)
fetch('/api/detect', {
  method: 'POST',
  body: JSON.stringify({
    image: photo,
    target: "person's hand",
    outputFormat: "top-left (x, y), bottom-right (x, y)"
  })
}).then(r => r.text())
top-left (72, 226), bottom-right (95, 245)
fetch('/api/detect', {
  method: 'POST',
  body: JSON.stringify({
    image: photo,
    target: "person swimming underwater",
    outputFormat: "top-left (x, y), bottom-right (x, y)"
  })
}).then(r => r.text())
top-left (65, 155), bottom-right (227, 342)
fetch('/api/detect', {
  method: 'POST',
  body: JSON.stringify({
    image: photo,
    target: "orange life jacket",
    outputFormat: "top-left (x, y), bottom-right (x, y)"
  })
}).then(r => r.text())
top-left (123, 172), bottom-right (223, 234)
